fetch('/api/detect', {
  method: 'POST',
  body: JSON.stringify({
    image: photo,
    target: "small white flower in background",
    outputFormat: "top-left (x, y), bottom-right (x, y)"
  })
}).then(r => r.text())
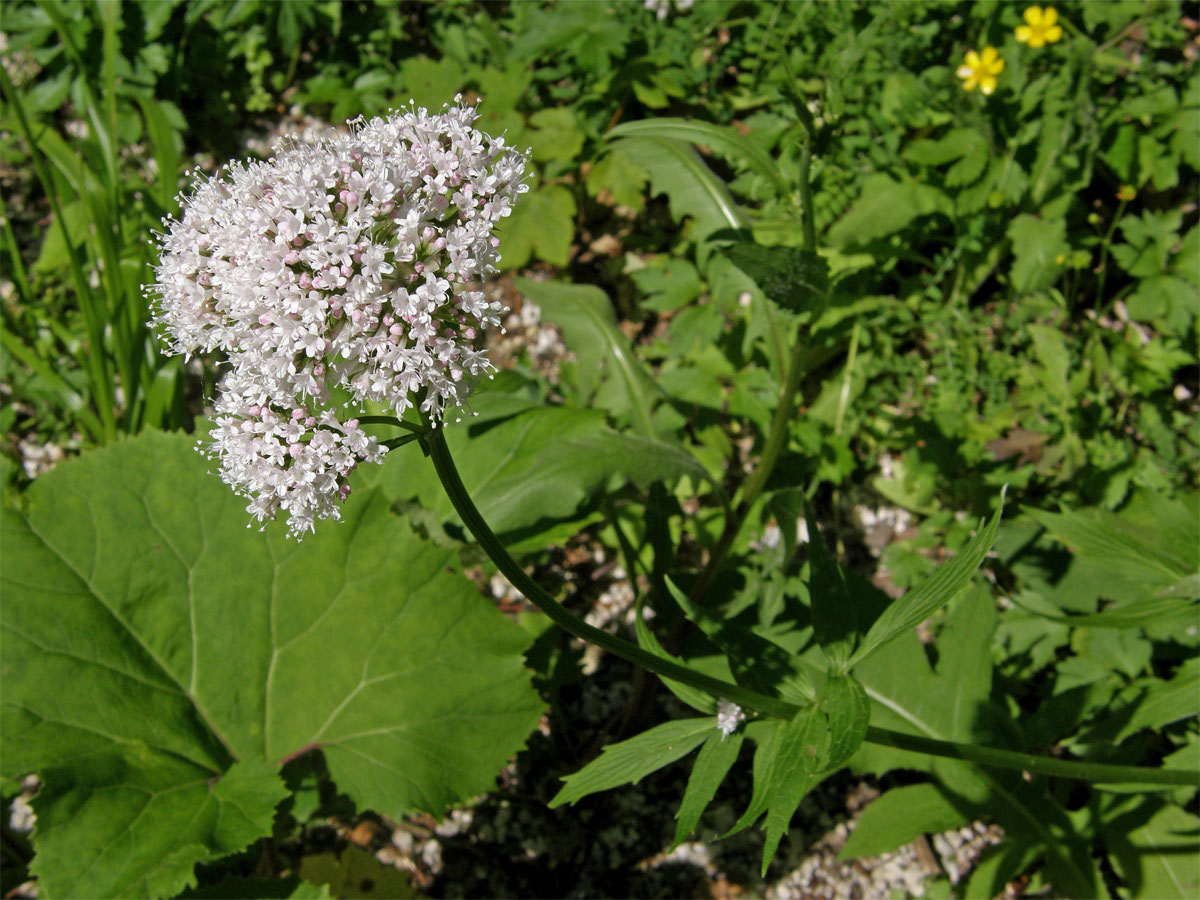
top-left (644, 0), bottom-right (694, 20)
top-left (717, 700), bottom-right (745, 736)
top-left (150, 97), bottom-right (529, 536)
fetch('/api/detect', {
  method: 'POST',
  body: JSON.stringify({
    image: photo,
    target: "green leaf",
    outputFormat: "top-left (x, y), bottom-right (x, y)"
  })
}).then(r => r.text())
top-left (610, 136), bottom-right (746, 266)
top-left (805, 509), bottom-right (858, 672)
top-left (517, 278), bottom-right (659, 436)
top-left (298, 845), bottom-right (418, 900)
top-left (850, 495), bottom-right (1004, 668)
top-left (497, 183), bottom-right (576, 268)
top-left (549, 718), bottom-right (716, 807)
top-left (819, 675), bottom-right (870, 772)
top-left (1105, 799), bottom-right (1200, 899)
top-left (628, 255), bottom-right (702, 313)
top-left (1026, 491), bottom-right (1199, 600)
top-left (376, 401), bottom-right (707, 549)
top-left (608, 118), bottom-right (790, 196)
top-left (1098, 659), bottom-right (1200, 745)
top-left (666, 577), bottom-right (815, 706)
top-left (672, 730), bottom-right (745, 848)
top-left (722, 243), bottom-right (828, 315)
top-left (29, 757), bottom-right (285, 899)
top-left (635, 596), bottom-right (719, 715)
top-left (761, 704), bottom-right (828, 874)
top-left (837, 783), bottom-right (968, 860)
top-left (587, 147), bottom-right (650, 211)
top-left (1007, 214), bottom-right (1068, 293)
top-left (853, 598), bottom-right (1100, 898)
top-left (2, 432), bottom-right (543, 897)
top-left (826, 174), bottom-right (950, 248)
top-left (724, 720), bottom-right (782, 837)
top-left (527, 107), bottom-right (584, 163)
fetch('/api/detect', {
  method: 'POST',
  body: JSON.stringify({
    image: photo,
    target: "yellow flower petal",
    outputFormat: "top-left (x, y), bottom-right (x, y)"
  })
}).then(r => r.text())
top-left (1024, 6), bottom-right (1043, 26)
top-left (1042, 7), bottom-right (1058, 26)
top-left (981, 46), bottom-right (999, 64)
top-left (1045, 24), bottom-right (1063, 42)
top-left (992, 57), bottom-right (1005, 74)
top-left (1016, 24), bottom-right (1032, 43)
top-left (965, 50), bottom-right (982, 67)
top-left (980, 78), bottom-right (997, 95)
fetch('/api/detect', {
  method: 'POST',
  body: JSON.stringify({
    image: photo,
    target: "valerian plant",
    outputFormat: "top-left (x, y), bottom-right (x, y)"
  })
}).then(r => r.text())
top-left (3, 3), bottom-right (1197, 899)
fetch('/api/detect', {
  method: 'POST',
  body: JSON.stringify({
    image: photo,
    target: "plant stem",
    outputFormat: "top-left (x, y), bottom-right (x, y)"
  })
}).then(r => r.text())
top-left (421, 424), bottom-right (1194, 788)
top-left (421, 424), bottom-right (794, 719)
top-left (864, 727), bottom-right (1194, 786)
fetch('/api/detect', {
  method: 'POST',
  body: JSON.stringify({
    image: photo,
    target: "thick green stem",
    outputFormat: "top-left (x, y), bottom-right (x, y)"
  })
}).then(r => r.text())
top-left (422, 424), bottom-right (794, 719)
top-left (421, 424), bottom-right (1194, 788)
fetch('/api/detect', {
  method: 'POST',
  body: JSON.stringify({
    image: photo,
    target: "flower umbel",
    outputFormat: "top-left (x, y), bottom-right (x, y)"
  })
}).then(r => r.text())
top-left (957, 46), bottom-right (1005, 95)
top-left (150, 98), bottom-right (529, 536)
top-left (1015, 6), bottom-right (1063, 48)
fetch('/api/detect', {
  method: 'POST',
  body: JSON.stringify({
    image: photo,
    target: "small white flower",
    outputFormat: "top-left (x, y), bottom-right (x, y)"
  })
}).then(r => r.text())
top-left (150, 97), bottom-right (529, 536)
top-left (717, 700), bottom-right (745, 737)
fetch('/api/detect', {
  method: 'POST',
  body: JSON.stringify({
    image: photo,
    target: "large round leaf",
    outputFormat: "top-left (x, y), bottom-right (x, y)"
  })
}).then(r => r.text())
top-left (2, 431), bottom-right (543, 898)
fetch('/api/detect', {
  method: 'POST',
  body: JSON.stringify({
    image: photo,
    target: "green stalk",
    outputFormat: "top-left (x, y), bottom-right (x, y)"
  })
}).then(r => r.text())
top-left (422, 423), bottom-right (794, 719)
top-left (422, 423), bottom-right (1194, 788)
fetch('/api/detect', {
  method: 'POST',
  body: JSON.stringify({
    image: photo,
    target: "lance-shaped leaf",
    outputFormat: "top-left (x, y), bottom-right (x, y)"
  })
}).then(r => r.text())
top-left (804, 506), bottom-right (858, 673)
top-left (548, 718), bottom-right (716, 807)
top-left (634, 595), bottom-right (718, 715)
top-left (1, 432), bottom-right (543, 898)
top-left (672, 729), bottom-right (745, 848)
top-left (760, 703), bottom-right (829, 873)
top-left (849, 492), bottom-right (1005, 667)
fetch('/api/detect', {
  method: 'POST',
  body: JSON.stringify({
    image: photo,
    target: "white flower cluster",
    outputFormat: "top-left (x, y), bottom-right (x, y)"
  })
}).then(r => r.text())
top-left (150, 97), bottom-right (529, 535)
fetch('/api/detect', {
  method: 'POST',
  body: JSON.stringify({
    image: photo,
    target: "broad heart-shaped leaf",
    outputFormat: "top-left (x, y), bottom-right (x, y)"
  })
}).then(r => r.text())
top-left (851, 591), bottom-right (1100, 898)
top-left (837, 783), bottom-right (968, 861)
top-left (517, 278), bottom-right (660, 436)
top-left (548, 718), bottom-right (716, 807)
top-left (722, 243), bottom-right (829, 316)
top-left (672, 730), bottom-right (745, 848)
top-left (1, 431), bottom-right (543, 898)
top-left (607, 118), bottom-right (790, 197)
top-left (849, 494), bottom-right (1004, 668)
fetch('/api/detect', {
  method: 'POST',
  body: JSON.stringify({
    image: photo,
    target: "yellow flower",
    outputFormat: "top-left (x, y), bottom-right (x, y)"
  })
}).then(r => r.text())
top-left (1015, 6), bottom-right (1064, 48)
top-left (957, 47), bottom-right (1005, 95)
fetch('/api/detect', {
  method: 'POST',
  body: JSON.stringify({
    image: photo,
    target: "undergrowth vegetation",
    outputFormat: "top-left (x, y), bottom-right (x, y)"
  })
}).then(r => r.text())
top-left (1, 2), bottom-right (1196, 899)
